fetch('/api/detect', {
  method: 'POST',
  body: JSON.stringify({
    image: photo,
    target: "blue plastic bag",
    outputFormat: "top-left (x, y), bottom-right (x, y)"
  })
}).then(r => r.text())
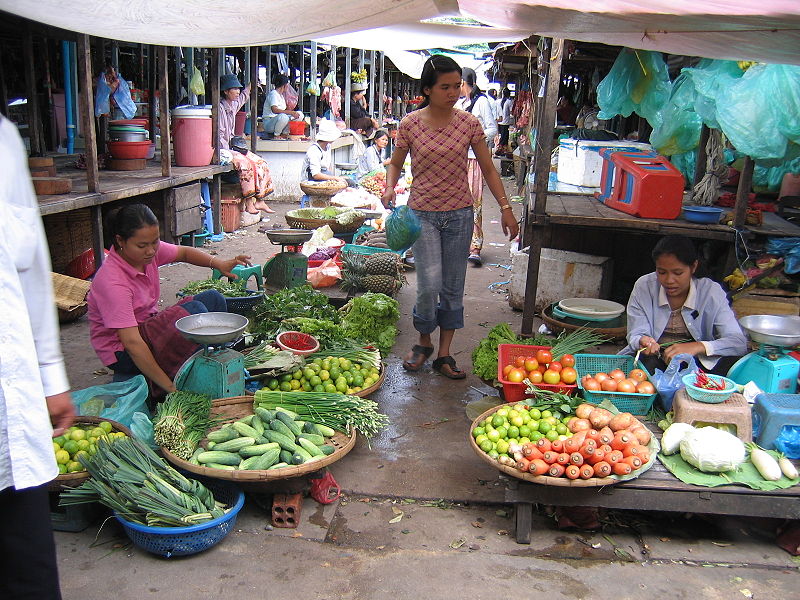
top-left (385, 205), bottom-right (421, 253)
top-left (597, 49), bottom-right (670, 126)
top-left (95, 72), bottom-right (137, 119)
top-left (130, 411), bottom-right (156, 449)
top-left (765, 237), bottom-right (800, 274)
top-left (71, 375), bottom-right (149, 428)
top-left (774, 425), bottom-right (800, 460)
top-left (651, 353), bottom-right (698, 412)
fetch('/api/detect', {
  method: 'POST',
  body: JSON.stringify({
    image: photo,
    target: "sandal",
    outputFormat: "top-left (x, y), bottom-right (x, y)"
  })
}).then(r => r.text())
top-left (432, 356), bottom-right (467, 380)
top-left (402, 345), bottom-right (434, 372)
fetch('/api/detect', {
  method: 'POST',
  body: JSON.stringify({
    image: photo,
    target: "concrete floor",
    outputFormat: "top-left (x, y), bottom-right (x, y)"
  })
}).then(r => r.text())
top-left (54, 185), bottom-right (799, 599)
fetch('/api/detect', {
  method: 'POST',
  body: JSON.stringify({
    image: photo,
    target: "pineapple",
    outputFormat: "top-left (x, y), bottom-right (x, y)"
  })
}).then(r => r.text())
top-left (364, 252), bottom-right (399, 276)
top-left (363, 275), bottom-right (401, 296)
top-left (340, 270), bottom-right (365, 294)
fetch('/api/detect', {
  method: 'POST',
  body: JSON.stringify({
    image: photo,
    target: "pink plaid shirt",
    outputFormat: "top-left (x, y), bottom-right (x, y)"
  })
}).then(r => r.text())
top-left (396, 109), bottom-right (484, 211)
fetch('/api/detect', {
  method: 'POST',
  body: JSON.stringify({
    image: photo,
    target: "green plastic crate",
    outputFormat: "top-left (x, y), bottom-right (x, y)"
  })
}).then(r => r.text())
top-left (342, 243), bottom-right (399, 256)
top-left (574, 353), bottom-right (657, 415)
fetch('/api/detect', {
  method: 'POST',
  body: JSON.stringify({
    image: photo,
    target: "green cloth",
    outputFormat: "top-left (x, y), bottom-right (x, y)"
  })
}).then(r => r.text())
top-left (658, 450), bottom-right (800, 491)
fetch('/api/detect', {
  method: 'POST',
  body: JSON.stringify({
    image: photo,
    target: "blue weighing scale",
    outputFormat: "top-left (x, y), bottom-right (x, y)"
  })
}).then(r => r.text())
top-left (727, 315), bottom-right (800, 394)
top-left (174, 312), bottom-right (249, 399)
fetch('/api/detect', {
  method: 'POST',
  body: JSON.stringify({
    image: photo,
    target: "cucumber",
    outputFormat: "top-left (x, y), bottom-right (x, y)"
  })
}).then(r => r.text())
top-left (279, 449), bottom-right (294, 464)
top-left (251, 415), bottom-right (265, 436)
top-left (207, 427), bottom-right (239, 443)
top-left (238, 443), bottom-right (280, 458)
top-left (269, 419), bottom-right (296, 441)
top-left (189, 447), bottom-right (204, 465)
top-left (255, 407), bottom-right (276, 423)
top-left (291, 453), bottom-right (306, 465)
top-left (205, 462), bottom-right (236, 471)
top-left (253, 447), bottom-right (281, 470)
top-left (318, 445), bottom-right (336, 456)
top-left (297, 437), bottom-right (324, 457)
top-left (232, 421), bottom-right (260, 439)
top-left (267, 462), bottom-right (290, 470)
top-left (213, 437), bottom-right (256, 453)
top-left (238, 414), bottom-right (254, 426)
top-left (206, 441), bottom-right (216, 450)
top-left (197, 451), bottom-right (241, 466)
top-left (261, 429), bottom-right (299, 453)
top-left (293, 446), bottom-right (313, 461)
top-left (298, 433), bottom-right (325, 446)
top-left (239, 455), bottom-right (264, 470)
top-left (275, 406), bottom-right (299, 420)
top-left (275, 411), bottom-right (302, 436)
top-left (314, 423), bottom-right (336, 438)
top-left (302, 422), bottom-right (320, 435)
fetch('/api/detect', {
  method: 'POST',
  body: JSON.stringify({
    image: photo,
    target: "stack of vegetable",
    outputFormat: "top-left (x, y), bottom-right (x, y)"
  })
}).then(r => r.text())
top-left (339, 293), bottom-right (399, 356)
top-left (250, 285), bottom-right (340, 341)
top-left (259, 350), bottom-right (381, 394)
top-left (179, 278), bottom-right (249, 298)
top-left (340, 251), bottom-right (405, 296)
top-left (287, 206), bottom-right (364, 227)
top-left (153, 391), bottom-right (220, 460)
top-left (60, 437), bottom-right (227, 526)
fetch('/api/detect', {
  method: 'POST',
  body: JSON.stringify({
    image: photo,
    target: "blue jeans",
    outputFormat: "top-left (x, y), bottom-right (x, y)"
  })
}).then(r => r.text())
top-left (263, 114), bottom-right (290, 135)
top-left (411, 207), bottom-right (473, 334)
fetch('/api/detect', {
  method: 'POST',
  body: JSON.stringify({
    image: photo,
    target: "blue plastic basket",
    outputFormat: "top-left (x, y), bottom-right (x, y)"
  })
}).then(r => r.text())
top-left (574, 353), bottom-right (657, 415)
top-left (115, 480), bottom-right (244, 558)
top-left (681, 373), bottom-right (736, 404)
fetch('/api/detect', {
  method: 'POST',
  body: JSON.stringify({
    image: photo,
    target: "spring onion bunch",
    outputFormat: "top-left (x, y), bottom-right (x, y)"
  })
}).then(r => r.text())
top-left (153, 391), bottom-right (221, 459)
top-left (549, 327), bottom-right (611, 359)
top-left (307, 345), bottom-right (382, 370)
top-left (243, 341), bottom-right (281, 368)
top-left (253, 391), bottom-right (389, 439)
top-left (60, 437), bottom-right (226, 526)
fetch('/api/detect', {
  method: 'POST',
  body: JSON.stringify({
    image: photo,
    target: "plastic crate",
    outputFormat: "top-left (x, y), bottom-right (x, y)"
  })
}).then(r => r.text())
top-left (225, 290), bottom-right (265, 316)
top-left (681, 373), bottom-right (736, 404)
top-left (116, 480), bottom-right (244, 558)
top-left (752, 393), bottom-right (800, 455)
top-left (574, 353), bottom-right (657, 415)
top-left (342, 243), bottom-right (399, 256)
top-left (497, 344), bottom-right (577, 403)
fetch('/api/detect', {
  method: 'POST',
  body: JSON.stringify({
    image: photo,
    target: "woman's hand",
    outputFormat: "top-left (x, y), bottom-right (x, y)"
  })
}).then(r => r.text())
top-left (663, 341), bottom-right (705, 362)
top-left (216, 254), bottom-right (252, 279)
top-left (381, 188), bottom-right (396, 210)
top-left (47, 391), bottom-right (75, 437)
top-left (639, 336), bottom-right (661, 356)
top-left (500, 209), bottom-right (519, 240)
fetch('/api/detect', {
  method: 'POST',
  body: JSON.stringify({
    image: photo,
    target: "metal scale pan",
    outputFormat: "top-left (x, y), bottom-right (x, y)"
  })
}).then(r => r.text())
top-left (175, 312), bottom-right (249, 346)
top-left (728, 315), bottom-right (800, 394)
top-left (738, 315), bottom-right (800, 348)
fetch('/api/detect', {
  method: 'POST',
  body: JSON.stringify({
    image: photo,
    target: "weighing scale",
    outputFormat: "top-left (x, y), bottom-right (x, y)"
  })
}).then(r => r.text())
top-left (174, 312), bottom-right (249, 399)
top-left (262, 229), bottom-right (313, 290)
top-left (728, 315), bottom-right (800, 393)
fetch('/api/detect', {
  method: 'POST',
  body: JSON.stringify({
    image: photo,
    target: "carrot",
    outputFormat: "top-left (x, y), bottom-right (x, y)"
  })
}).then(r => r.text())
top-left (522, 443), bottom-right (543, 460)
top-left (542, 451), bottom-right (558, 464)
top-left (556, 452), bottom-right (571, 466)
top-left (622, 443), bottom-right (642, 457)
top-left (593, 461), bottom-right (612, 477)
top-left (606, 450), bottom-right (624, 464)
top-left (528, 458), bottom-right (549, 476)
top-left (587, 449), bottom-right (606, 465)
top-left (579, 464), bottom-right (595, 480)
top-left (516, 458), bottom-right (531, 472)
top-left (599, 444), bottom-right (613, 454)
top-left (548, 463), bottom-right (566, 477)
top-left (535, 438), bottom-right (551, 453)
top-left (637, 450), bottom-right (650, 464)
top-left (564, 436), bottom-right (581, 454)
top-left (550, 439), bottom-right (564, 453)
top-left (569, 452), bottom-right (584, 466)
top-left (565, 464), bottom-right (581, 479)
top-left (585, 429), bottom-right (601, 443)
top-left (599, 426), bottom-right (614, 445)
top-left (612, 461), bottom-right (633, 475)
top-left (621, 455), bottom-right (642, 469)
top-left (571, 431), bottom-right (588, 446)
top-left (611, 432), bottom-right (633, 451)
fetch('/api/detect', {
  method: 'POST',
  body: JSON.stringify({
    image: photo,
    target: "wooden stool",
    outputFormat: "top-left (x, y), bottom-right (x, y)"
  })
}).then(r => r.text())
top-left (672, 388), bottom-right (752, 442)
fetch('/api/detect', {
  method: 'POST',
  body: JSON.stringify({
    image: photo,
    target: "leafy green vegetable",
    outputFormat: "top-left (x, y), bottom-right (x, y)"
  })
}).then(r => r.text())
top-left (180, 278), bottom-right (250, 297)
top-left (250, 285), bottom-right (340, 340)
top-left (339, 293), bottom-right (400, 356)
top-left (471, 323), bottom-right (553, 382)
top-left (280, 317), bottom-right (349, 348)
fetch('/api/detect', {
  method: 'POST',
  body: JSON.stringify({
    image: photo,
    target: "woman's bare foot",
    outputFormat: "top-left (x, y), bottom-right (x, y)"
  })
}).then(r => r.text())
top-left (253, 200), bottom-right (275, 213)
top-left (244, 198), bottom-right (260, 215)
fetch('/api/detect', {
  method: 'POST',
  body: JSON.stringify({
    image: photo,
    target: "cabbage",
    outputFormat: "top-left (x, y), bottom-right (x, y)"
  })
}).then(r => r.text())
top-left (661, 423), bottom-right (695, 455)
top-left (679, 427), bottom-right (746, 472)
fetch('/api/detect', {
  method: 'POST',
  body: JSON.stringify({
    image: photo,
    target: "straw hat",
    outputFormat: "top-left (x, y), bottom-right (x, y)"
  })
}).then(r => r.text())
top-left (317, 119), bottom-right (342, 142)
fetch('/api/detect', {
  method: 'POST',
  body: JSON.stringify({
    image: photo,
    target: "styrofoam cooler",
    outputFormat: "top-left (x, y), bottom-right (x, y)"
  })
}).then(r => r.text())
top-left (557, 139), bottom-right (652, 187)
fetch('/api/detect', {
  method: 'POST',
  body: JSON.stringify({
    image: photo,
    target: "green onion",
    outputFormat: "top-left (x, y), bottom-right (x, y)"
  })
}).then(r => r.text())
top-left (153, 391), bottom-right (221, 459)
top-left (550, 327), bottom-right (611, 359)
top-left (243, 341), bottom-right (281, 368)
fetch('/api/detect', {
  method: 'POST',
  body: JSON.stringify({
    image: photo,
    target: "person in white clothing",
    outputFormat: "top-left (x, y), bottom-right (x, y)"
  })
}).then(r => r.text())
top-left (496, 87), bottom-right (514, 156)
top-left (457, 68), bottom-right (498, 267)
top-left (356, 129), bottom-right (391, 178)
top-left (0, 114), bottom-right (74, 599)
top-left (262, 74), bottom-right (304, 139)
top-left (300, 119), bottom-right (349, 184)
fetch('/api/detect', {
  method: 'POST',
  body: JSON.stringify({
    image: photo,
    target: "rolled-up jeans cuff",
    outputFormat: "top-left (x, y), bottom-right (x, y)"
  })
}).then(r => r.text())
top-left (437, 307), bottom-right (464, 330)
top-left (412, 307), bottom-right (438, 335)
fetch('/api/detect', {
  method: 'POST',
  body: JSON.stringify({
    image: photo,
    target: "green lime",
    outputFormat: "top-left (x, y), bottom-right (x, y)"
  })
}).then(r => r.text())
top-left (529, 408), bottom-right (542, 420)
top-left (510, 415), bottom-right (525, 428)
top-left (479, 439), bottom-right (494, 453)
top-left (55, 449), bottom-right (70, 464)
top-left (289, 379), bottom-right (301, 390)
top-left (344, 372), bottom-right (354, 385)
top-left (63, 440), bottom-right (79, 455)
top-left (530, 431), bottom-right (543, 442)
top-left (309, 375), bottom-right (322, 387)
top-left (556, 423), bottom-right (568, 435)
top-left (495, 439), bottom-right (510, 455)
top-left (538, 421), bottom-right (551, 434)
top-left (329, 366), bottom-right (341, 379)
top-left (507, 425), bottom-right (520, 439)
top-left (303, 368), bottom-right (316, 379)
top-left (70, 429), bottom-right (86, 441)
top-left (268, 379), bottom-right (280, 390)
top-left (301, 381), bottom-right (312, 392)
top-left (57, 463), bottom-right (67, 474)
top-left (529, 420), bottom-right (539, 431)
top-left (76, 439), bottom-right (90, 451)
top-left (488, 449), bottom-right (500, 460)
top-left (279, 381), bottom-right (292, 392)
top-left (540, 410), bottom-right (552, 418)
top-left (292, 369), bottom-right (303, 380)
top-left (472, 427), bottom-right (485, 438)
top-left (491, 414), bottom-right (506, 428)
top-left (475, 434), bottom-right (488, 446)
top-left (497, 408), bottom-right (509, 418)
top-left (519, 437), bottom-right (531, 445)
top-left (336, 380), bottom-right (348, 393)
top-left (321, 359), bottom-right (332, 371)
top-left (507, 409), bottom-right (520, 419)
top-left (67, 461), bottom-right (84, 473)
top-left (352, 375), bottom-right (364, 387)
top-left (495, 426), bottom-right (508, 440)
top-left (487, 429), bottom-right (500, 442)
top-left (340, 359), bottom-right (352, 371)
top-left (324, 383), bottom-right (337, 393)
top-left (546, 430), bottom-right (559, 441)
top-left (312, 357), bottom-right (323, 366)
top-left (319, 370), bottom-right (330, 381)
top-left (280, 373), bottom-right (293, 383)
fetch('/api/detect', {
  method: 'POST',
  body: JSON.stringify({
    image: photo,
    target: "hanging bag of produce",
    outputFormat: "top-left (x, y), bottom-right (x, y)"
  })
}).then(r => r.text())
top-left (650, 353), bottom-right (698, 411)
top-left (385, 205), bottom-right (421, 252)
top-left (189, 66), bottom-right (205, 96)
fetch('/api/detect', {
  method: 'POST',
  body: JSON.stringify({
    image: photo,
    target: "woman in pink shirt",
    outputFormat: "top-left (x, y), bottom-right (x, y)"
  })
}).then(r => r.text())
top-left (382, 56), bottom-right (519, 379)
top-left (88, 204), bottom-right (250, 395)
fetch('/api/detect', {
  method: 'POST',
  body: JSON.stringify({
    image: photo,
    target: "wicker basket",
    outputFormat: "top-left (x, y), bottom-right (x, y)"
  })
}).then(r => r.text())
top-left (300, 180), bottom-right (347, 197)
top-left (52, 272), bottom-right (91, 323)
top-left (286, 213), bottom-right (366, 234)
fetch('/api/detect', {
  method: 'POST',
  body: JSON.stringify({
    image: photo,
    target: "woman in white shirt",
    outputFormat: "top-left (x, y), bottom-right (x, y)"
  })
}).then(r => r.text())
top-left (496, 88), bottom-right (514, 156)
top-left (262, 74), bottom-right (303, 139)
top-left (356, 129), bottom-right (390, 178)
top-left (457, 68), bottom-right (498, 267)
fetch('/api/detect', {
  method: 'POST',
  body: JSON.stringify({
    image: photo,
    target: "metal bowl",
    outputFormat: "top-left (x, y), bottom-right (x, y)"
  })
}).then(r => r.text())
top-left (558, 298), bottom-right (625, 319)
top-left (739, 314), bottom-right (800, 347)
top-left (266, 229), bottom-right (313, 245)
top-left (110, 131), bottom-right (148, 142)
top-left (175, 312), bottom-right (248, 345)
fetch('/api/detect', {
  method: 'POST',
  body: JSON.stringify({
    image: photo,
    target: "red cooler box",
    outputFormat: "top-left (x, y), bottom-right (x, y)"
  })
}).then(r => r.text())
top-left (595, 149), bottom-right (684, 219)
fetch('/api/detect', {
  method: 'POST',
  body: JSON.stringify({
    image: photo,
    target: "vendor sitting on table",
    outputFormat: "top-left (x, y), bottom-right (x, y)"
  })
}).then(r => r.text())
top-left (300, 119), bottom-right (349, 184)
top-left (262, 74), bottom-right (304, 139)
top-left (620, 234), bottom-right (747, 376)
top-left (88, 204), bottom-right (251, 397)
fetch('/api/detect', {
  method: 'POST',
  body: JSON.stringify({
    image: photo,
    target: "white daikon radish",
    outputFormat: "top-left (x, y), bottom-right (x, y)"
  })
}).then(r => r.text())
top-left (746, 443), bottom-right (782, 481)
top-left (778, 455), bottom-right (799, 479)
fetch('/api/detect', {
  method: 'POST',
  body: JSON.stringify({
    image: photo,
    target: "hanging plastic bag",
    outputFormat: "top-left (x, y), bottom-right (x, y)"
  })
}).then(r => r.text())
top-left (189, 66), bottom-right (205, 96)
top-left (283, 83), bottom-right (299, 111)
top-left (71, 375), bottom-right (149, 428)
top-left (650, 353), bottom-right (698, 412)
top-left (649, 72), bottom-right (702, 156)
top-left (597, 49), bottom-right (670, 126)
top-left (307, 257), bottom-right (341, 288)
top-left (306, 81), bottom-right (320, 96)
top-left (385, 205), bottom-right (421, 252)
top-left (322, 71), bottom-right (336, 88)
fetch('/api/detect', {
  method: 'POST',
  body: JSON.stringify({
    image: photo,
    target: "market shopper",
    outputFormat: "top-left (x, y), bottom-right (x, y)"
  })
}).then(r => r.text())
top-left (381, 55), bottom-right (518, 379)
top-left (356, 129), bottom-right (391, 178)
top-left (349, 85), bottom-right (379, 137)
top-left (88, 204), bottom-right (251, 397)
top-left (0, 114), bottom-right (74, 600)
top-left (456, 68), bottom-right (499, 268)
top-left (262, 74), bottom-right (304, 139)
top-left (621, 235), bottom-right (747, 375)
top-left (495, 87), bottom-right (514, 157)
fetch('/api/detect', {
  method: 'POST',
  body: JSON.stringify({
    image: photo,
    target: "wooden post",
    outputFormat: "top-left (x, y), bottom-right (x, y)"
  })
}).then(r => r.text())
top-left (158, 46), bottom-right (171, 177)
top-left (211, 47), bottom-right (221, 164)
top-left (250, 46), bottom-right (258, 154)
top-left (693, 124), bottom-right (710, 188)
top-left (77, 34), bottom-right (99, 193)
top-left (521, 38), bottom-right (564, 336)
top-left (211, 173), bottom-right (222, 235)
top-left (187, 47), bottom-right (196, 105)
top-left (265, 45), bottom-right (272, 92)
top-left (91, 205), bottom-right (104, 269)
top-left (0, 45), bottom-right (8, 116)
top-left (344, 47), bottom-right (352, 125)
top-left (310, 41), bottom-right (318, 138)
top-left (378, 51), bottom-right (386, 126)
top-left (733, 156), bottom-right (755, 228)
top-left (24, 29), bottom-right (43, 156)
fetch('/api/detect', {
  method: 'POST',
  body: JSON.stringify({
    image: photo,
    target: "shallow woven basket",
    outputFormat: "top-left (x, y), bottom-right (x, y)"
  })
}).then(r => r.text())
top-left (300, 180), bottom-right (347, 197)
top-left (469, 404), bottom-right (657, 487)
top-left (160, 396), bottom-right (357, 482)
top-left (286, 213), bottom-right (366, 234)
top-left (52, 272), bottom-right (91, 323)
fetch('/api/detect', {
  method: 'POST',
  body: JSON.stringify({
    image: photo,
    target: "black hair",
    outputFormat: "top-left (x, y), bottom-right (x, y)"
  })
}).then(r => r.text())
top-left (651, 235), bottom-right (698, 267)
top-left (110, 204), bottom-right (158, 249)
top-left (418, 55), bottom-right (461, 110)
top-left (370, 129), bottom-right (389, 144)
top-left (273, 74), bottom-right (289, 89)
top-left (461, 67), bottom-right (481, 101)
top-left (501, 87), bottom-right (511, 108)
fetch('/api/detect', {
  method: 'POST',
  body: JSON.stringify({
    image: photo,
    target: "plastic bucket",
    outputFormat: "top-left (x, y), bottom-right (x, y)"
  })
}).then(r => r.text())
top-left (234, 111), bottom-right (247, 136)
top-left (288, 120), bottom-right (306, 136)
top-left (173, 115), bottom-right (213, 167)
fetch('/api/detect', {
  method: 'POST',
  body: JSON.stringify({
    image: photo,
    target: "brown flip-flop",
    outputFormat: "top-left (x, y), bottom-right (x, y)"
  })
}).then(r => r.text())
top-left (402, 345), bottom-right (433, 371)
top-left (432, 356), bottom-right (466, 379)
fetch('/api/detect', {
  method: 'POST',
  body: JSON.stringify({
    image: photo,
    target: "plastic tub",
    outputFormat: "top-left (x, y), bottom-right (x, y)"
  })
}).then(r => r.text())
top-left (172, 105), bottom-right (213, 166)
top-left (683, 206), bottom-right (724, 224)
top-left (288, 120), bottom-right (306, 136)
top-left (681, 373), bottom-right (736, 403)
top-left (497, 344), bottom-right (578, 403)
top-left (107, 141), bottom-right (153, 159)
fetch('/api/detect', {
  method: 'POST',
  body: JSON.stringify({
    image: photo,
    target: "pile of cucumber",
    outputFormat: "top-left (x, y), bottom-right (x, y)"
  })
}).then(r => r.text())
top-left (190, 407), bottom-right (337, 471)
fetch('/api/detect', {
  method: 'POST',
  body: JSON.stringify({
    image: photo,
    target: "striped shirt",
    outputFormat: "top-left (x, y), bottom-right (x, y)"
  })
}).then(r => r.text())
top-left (219, 87), bottom-right (249, 150)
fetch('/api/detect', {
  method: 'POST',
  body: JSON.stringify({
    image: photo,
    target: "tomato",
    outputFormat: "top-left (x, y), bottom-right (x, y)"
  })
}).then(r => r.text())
top-left (537, 365), bottom-right (547, 374)
top-left (609, 369), bottom-right (626, 381)
top-left (507, 368), bottom-right (526, 383)
top-left (594, 372), bottom-right (609, 383)
top-left (560, 367), bottom-right (577, 384)
top-left (583, 378), bottom-right (601, 391)
top-left (528, 370), bottom-right (543, 384)
top-left (628, 368), bottom-right (647, 383)
top-left (524, 357), bottom-right (539, 372)
top-left (542, 369), bottom-right (561, 385)
top-left (616, 379), bottom-right (636, 393)
top-left (636, 381), bottom-right (656, 394)
top-left (536, 349), bottom-right (552, 365)
top-left (514, 356), bottom-right (526, 369)
top-left (560, 354), bottom-right (575, 368)
top-left (503, 364), bottom-right (514, 377)
top-left (548, 361), bottom-right (563, 373)
top-left (601, 378), bottom-right (618, 392)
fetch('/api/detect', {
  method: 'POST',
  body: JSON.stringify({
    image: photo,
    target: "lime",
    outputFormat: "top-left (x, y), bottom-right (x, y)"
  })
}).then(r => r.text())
top-left (497, 408), bottom-right (509, 418)
top-left (268, 378), bottom-right (280, 390)
top-left (53, 435), bottom-right (66, 447)
top-left (336, 380), bottom-right (348, 393)
top-left (70, 429), bottom-right (86, 441)
top-left (52, 441), bottom-right (61, 453)
top-left (63, 440), bottom-right (79, 455)
top-left (521, 414), bottom-right (531, 425)
top-left (479, 439), bottom-right (494, 453)
top-left (340, 359), bottom-right (352, 371)
top-left (538, 421), bottom-right (552, 434)
top-left (88, 444), bottom-right (98, 455)
top-left (556, 423), bottom-right (568, 435)
top-left (289, 379), bottom-right (301, 390)
top-left (508, 409), bottom-right (520, 419)
top-left (475, 433), bottom-right (489, 446)
top-left (279, 381), bottom-right (292, 392)
top-left (353, 375), bottom-right (364, 387)
top-left (73, 450), bottom-right (89, 462)
top-left (292, 369), bottom-right (303, 380)
top-left (530, 431), bottom-right (543, 442)
top-left (324, 383), bottom-right (337, 393)
top-left (507, 425), bottom-right (520, 439)
top-left (329, 367), bottom-right (341, 380)
top-left (495, 439), bottom-right (510, 455)
top-left (309, 363), bottom-right (321, 373)
top-left (344, 372), bottom-right (354, 385)
top-left (55, 449), bottom-right (70, 464)
top-left (488, 449), bottom-right (500, 460)
top-left (76, 439), bottom-right (90, 451)
top-left (487, 429), bottom-right (500, 443)
top-left (546, 430), bottom-right (559, 441)
top-left (319, 370), bottom-right (330, 381)
top-left (313, 384), bottom-right (325, 392)
top-left (495, 426), bottom-right (508, 440)
top-left (312, 357), bottom-right (323, 366)
top-left (491, 414), bottom-right (506, 428)
top-left (518, 425), bottom-right (531, 439)
top-left (529, 420), bottom-right (539, 431)
top-left (529, 408), bottom-right (542, 420)
top-left (303, 368), bottom-right (316, 379)
top-left (57, 464), bottom-right (67, 474)
top-left (301, 381), bottom-right (312, 392)
top-left (507, 438), bottom-right (519, 446)
top-left (66, 461), bottom-right (84, 473)
top-left (545, 416), bottom-right (558, 426)
top-left (510, 415), bottom-right (525, 428)
top-left (321, 359), bottom-right (332, 371)
top-left (540, 410), bottom-right (553, 419)
top-left (519, 437), bottom-right (531, 445)
top-left (563, 416), bottom-right (574, 425)
top-left (309, 375), bottom-right (322, 387)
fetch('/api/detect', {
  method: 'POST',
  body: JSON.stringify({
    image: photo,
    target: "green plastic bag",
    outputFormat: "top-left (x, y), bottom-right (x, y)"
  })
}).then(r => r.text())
top-left (71, 375), bottom-right (149, 428)
top-left (189, 66), bottom-right (205, 96)
top-left (385, 205), bottom-right (421, 253)
top-left (597, 49), bottom-right (670, 126)
top-left (649, 72), bottom-right (702, 156)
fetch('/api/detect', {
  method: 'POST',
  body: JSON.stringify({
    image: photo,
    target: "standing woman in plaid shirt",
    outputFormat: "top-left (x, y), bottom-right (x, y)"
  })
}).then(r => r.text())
top-left (381, 55), bottom-right (518, 379)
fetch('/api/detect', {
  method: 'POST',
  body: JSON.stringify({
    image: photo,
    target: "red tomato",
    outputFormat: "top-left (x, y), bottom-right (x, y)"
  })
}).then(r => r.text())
top-left (616, 379), bottom-right (636, 393)
top-left (601, 378), bottom-right (618, 392)
top-left (528, 370), bottom-right (543, 384)
top-left (537, 365), bottom-right (547, 374)
top-left (636, 381), bottom-right (656, 394)
top-left (507, 368), bottom-right (526, 383)
top-left (503, 364), bottom-right (514, 377)
top-left (594, 372), bottom-right (609, 383)
top-left (548, 361), bottom-right (563, 373)
top-left (514, 356), bottom-right (526, 369)
top-left (536, 349), bottom-right (553, 365)
top-left (609, 369), bottom-right (626, 381)
top-left (583, 378), bottom-right (601, 391)
top-left (560, 354), bottom-right (575, 368)
top-left (524, 358), bottom-right (539, 372)
top-left (560, 367), bottom-right (577, 384)
top-left (542, 369), bottom-right (561, 385)
top-left (628, 368), bottom-right (647, 383)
